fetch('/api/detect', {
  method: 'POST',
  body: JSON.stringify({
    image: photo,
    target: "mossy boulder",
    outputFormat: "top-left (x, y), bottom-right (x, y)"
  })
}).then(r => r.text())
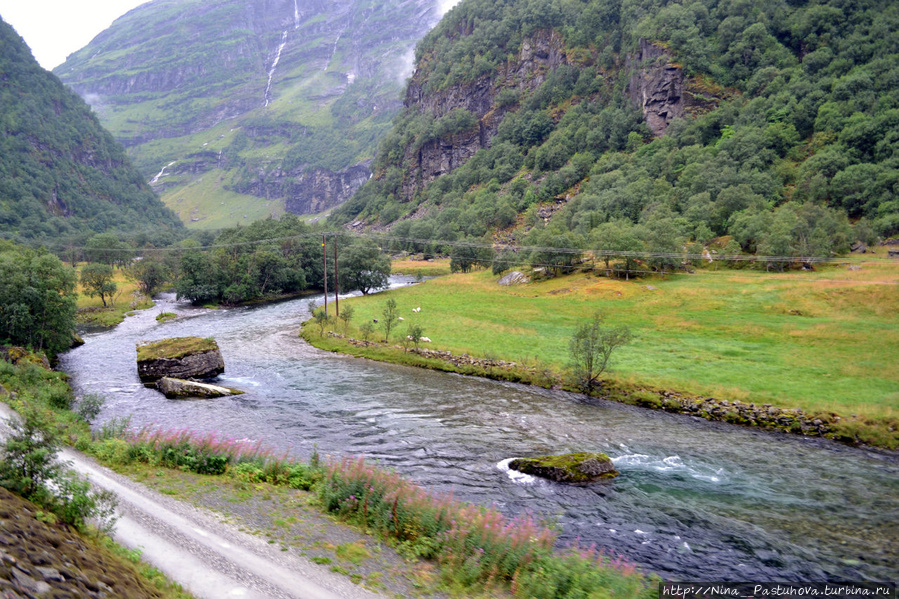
top-left (136, 337), bottom-right (224, 383)
top-left (509, 452), bottom-right (618, 483)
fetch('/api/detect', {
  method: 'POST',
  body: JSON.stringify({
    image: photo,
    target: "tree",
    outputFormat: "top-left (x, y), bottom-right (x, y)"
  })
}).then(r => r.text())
top-left (450, 243), bottom-right (480, 273)
top-left (338, 239), bottom-right (391, 295)
top-left (405, 323), bottom-right (424, 352)
top-left (85, 233), bottom-right (131, 267)
top-left (80, 263), bottom-right (117, 307)
top-left (568, 314), bottom-right (632, 394)
top-left (0, 241), bottom-right (77, 355)
top-left (126, 254), bottom-right (169, 297)
top-left (381, 298), bottom-right (399, 342)
top-left (338, 304), bottom-right (355, 334)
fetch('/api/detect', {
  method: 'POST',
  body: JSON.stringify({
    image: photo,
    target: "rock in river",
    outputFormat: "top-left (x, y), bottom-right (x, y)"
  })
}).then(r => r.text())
top-left (136, 337), bottom-right (225, 383)
top-left (155, 377), bottom-right (243, 399)
top-left (509, 452), bottom-right (618, 483)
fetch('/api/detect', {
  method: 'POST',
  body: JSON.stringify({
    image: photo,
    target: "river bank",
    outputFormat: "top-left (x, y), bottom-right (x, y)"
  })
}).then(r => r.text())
top-left (303, 259), bottom-right (899, 450)
top-left (302, 328), bottom-right (891, 450)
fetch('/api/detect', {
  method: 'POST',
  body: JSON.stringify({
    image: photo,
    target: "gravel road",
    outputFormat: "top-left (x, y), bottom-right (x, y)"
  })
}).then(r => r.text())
top-left (0, 403), bottom-right (386, 599)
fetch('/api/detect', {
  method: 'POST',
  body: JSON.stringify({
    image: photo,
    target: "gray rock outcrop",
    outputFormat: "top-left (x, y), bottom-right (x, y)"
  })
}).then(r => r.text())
top-left (155, 377), bottom-right (242, 399)
top-left (136, 337), bottom-right (225, 383)
top-left (498, 271), bottom-right (529, 286)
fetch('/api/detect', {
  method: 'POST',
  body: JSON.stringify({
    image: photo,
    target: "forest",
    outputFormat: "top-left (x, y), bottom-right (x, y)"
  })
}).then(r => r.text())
top-left (331, 0), bottom-right (898, 265)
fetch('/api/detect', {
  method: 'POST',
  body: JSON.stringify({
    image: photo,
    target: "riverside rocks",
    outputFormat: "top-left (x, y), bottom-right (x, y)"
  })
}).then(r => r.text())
top-left (509, 453), bottom-right (618, 483)
top-left (334, 332), bottom-right (844, 441)
top-left (155, 377), bottom-right (243, 399)
top-left (0, 488), bottom-right (166, 598)
top-left (136, 337), bottom-right (224, 383)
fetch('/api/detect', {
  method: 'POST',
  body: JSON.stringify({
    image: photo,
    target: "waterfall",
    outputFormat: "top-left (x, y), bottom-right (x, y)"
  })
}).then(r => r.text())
top-left (150, 161), bottom-right (176, 185)
top-left (293, 0), bottom-right (300, 29)
top-left (263, 30), bottom-right (288, 107)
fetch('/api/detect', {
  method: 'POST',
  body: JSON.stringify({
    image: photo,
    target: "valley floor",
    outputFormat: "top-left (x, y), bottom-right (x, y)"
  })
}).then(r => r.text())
top-left (306, 254), bottom-right (899, 449)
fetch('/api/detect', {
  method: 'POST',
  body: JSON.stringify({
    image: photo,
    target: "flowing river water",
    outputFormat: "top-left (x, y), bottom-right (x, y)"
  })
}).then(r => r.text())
top-left (60, 285), bottom-right (898, 582)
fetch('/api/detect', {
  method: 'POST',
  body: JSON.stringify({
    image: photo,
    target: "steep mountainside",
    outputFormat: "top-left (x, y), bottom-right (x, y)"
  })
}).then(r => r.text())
top-left (333, 0), bottom-right (899, 262)
top-left (0, 17), bottom-right (182, 248)
top-left (56, 0), bottom-right (444, 229)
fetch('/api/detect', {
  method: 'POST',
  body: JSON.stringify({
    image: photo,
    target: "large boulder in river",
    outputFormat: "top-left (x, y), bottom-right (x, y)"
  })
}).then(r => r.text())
top-left (136, 337), bottom-right (225, 383)
top-left (509, 452), bottom-right (618, 483)
top-left (155, 377), bottom-right (242, 399)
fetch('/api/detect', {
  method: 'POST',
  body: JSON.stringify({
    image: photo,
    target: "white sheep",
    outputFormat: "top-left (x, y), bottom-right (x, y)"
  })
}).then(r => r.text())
top-left (420, 336), bottom-right (431, 343)
top-left (412, 307), bottom-right (421, 313)
top-left (398, 316), bottom-right (404, 321)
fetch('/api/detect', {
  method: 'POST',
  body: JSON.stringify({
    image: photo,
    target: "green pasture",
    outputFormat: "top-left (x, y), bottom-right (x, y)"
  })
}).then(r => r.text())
top-left (335, 257), bottom-right (898, 421)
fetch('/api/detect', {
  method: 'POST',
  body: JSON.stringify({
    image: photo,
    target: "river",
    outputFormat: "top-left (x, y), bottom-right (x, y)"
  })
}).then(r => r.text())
top-left (60, 285), bottom-right (899, 582)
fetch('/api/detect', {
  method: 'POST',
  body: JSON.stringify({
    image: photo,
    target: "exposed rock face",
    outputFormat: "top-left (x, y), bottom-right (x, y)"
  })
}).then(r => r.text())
top-left (627, 39), bottom-right (684, 137)
top-left (136, 337), bottom-right (225, 383)
top-left (497, 271), bottom-right (529, 286)
top-left (235, 163), bottom-right (372, 215)
top-left (399, 29), bottom-right (568, 201)
top-left (509, 453), bottom-right (619, 483)
top-left (626, 38), bottom-right (721, 137)
top-left (0, 346), bottom-right (50, 370)
top-left (155, 377), bottom-right (242, 399)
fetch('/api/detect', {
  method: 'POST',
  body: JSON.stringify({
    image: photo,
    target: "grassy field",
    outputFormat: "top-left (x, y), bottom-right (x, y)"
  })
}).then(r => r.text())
top-left (75, 265), bottom-right (153, 327)
top-left (325, 256), bottom-right (898, 431)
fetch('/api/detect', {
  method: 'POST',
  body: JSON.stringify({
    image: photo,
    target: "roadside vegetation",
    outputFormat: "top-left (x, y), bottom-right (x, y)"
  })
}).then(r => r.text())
top-left (0, 350), bottom-right (655, 599)
top-left (0, 355), bottom-right (192, 598)
top-left (304, 254), bottom-right (899, 449)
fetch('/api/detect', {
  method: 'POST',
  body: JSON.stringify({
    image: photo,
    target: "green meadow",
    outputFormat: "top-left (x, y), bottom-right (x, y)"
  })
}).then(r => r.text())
top-left (326, 256), bottom-right (898, 428)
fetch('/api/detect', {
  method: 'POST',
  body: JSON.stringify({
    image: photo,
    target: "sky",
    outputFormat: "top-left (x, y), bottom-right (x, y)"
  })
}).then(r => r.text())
top-left (0, 0), bottom-right (148, 70)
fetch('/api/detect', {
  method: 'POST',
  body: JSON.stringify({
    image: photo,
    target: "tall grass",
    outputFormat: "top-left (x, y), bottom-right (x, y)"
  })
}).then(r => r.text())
top-left (97, 428), bottom-right (653, 598)
top-left (318, 456), bottom-right (652, 597)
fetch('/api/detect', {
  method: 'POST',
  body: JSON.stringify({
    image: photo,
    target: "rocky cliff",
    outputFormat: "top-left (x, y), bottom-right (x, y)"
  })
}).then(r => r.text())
top-left (399, 29), bottom-right (568, 201)
top-left (626, 39), bottom-right (720, 137)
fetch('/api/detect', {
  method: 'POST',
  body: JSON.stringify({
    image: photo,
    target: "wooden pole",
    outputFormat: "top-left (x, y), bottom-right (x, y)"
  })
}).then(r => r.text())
top-left (333, 236), bottom-right (339, 317)
top-left (322, 234), bottom-right (328, 317)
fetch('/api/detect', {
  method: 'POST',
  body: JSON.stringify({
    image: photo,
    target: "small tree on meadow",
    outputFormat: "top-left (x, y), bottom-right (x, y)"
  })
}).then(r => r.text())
top-left (381, 298), bottom-right (399, 342)
top-left (359, 321), bottom-right (375, 342)
top-left (406, 323), bottom-right (424, 352)
top-left (338, 304), bottom-right (355, 335)
top-left (568, 313), bottom-right (632, 394)
top-left (80, 263), bottom-right (117, 307)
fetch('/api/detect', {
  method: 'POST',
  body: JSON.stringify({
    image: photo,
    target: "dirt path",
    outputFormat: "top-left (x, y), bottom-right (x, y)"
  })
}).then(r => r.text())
top-left (0, 403), bottom-right (386, 599)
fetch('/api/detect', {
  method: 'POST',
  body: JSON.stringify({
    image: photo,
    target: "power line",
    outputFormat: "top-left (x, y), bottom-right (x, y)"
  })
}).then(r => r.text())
top-left (69, 229), bottom-right (845, 265)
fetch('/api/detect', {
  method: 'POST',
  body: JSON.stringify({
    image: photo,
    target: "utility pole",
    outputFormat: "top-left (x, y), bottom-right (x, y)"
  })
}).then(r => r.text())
top-left (321, 234), bottom-right (328, 317)
top-left (333, 236), bottom-right (339, 317)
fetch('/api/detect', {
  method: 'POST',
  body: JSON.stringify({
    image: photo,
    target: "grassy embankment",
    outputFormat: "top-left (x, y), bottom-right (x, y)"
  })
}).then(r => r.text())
top-left (305, 256), bottom-right (899, 449)
top-left (75, 264), bottom-right (153, 327)
top-left (0, 352), bottom-right (654, 598)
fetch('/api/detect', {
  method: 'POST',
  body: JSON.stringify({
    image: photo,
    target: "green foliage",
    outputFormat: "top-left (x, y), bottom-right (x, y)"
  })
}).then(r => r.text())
top-left (0, 241), bottom-right (77, 355)
top-left (380, 298), bottom-right (399, 342)
top-left (75, 393), bottom-right (106, 425)
top-left (333, 0), bottom-right (899, 258)
top-left (80, 263), bottom-right (117, 308)
top-left (0, 404), bottom-right (118, 533)
top-left (568, 314), bottom-right (633, 393)
top-left (337, 238), bottom-right (391, 295)
top-left (175, 216), bottom-right (315, 304)
top-left (338, 304), bottom-right (355, 334)
top-left (0, 18), bottom-right (182, 248)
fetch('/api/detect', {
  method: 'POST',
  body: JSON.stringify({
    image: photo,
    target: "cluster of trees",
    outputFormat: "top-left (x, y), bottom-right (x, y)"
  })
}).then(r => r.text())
top-left (332, 0), bottom-right (898, 260)
top-left (0, 241), bottom-right (77, 356)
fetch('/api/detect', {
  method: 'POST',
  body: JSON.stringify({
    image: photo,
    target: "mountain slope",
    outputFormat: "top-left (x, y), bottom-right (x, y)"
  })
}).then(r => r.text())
top-left (56, 0), bottom-right (444, 229)
top-left (332, 0), bottom-right (899, 261)
top-left (0, 16), bottom-right (182, 248)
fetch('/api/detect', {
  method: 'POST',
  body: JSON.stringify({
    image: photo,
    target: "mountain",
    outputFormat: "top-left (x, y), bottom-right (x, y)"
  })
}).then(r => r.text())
top-left (56, 0), bottom-right (446, 229)
top-left (0, 16), bottom-right (183, 249)
top-left (332, 0), bottom-right (899, 262)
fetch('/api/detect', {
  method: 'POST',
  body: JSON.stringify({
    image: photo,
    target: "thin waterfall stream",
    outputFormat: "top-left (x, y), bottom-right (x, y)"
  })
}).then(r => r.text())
top-left (60, 286), bottom-right (899, 582)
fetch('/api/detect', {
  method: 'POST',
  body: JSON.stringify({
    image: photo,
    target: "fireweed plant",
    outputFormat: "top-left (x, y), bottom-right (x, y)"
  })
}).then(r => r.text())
top-left (94, 426), bottom-right (654, 598)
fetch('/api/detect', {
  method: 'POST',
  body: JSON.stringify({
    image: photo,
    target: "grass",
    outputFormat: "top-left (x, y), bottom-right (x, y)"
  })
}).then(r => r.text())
top-left (392, 257), bottom-right (453, 277)
top-left (314, 255), bottom-right (899, 447)
top-left (75, 264), bottom-right (153, 327)
top-left (135, 337), bottom-right (218, 361)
